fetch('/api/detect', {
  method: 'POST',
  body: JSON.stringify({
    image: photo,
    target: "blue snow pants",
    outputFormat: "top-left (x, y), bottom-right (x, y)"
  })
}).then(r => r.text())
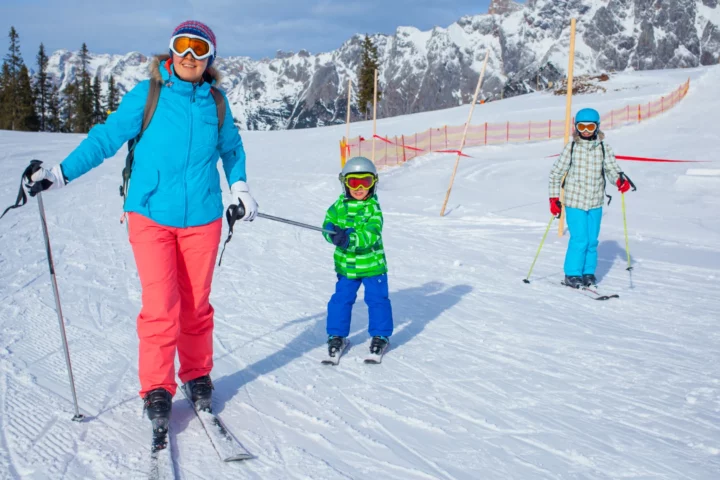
top-left (327, 274), bottom-right (393, 338)
top-left (564, 207), bottom-right (603, 276)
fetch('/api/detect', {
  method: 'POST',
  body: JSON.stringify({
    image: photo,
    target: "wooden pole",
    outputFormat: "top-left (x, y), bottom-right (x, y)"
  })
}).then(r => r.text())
top-left (371, 69), bottom-right (378, 162)
top-left (345, 78), bottom-right (351, 146)
top-left (558, 18), bottom-right (576, 237)
top-left (440, 50), bottom-right (489, 217)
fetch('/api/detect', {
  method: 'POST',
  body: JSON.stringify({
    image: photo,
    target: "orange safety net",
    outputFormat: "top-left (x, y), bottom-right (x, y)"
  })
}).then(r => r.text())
top-left (341, 79), bottom-right (691, 169)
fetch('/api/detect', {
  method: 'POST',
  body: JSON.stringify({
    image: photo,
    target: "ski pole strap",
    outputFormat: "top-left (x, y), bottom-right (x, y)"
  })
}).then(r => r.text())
top-left (1, 160), bottom-right (44, 220)
top-left (217, 202), bottom-right (245, 266)
top-left (619, 172), bottom-right (637, 191)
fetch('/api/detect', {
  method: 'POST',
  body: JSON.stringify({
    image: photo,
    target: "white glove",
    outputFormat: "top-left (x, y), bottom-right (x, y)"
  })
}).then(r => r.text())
top-left (230, 181), bottom-right (258, 221)
top-left (24, 164), bottom-right (66, 197)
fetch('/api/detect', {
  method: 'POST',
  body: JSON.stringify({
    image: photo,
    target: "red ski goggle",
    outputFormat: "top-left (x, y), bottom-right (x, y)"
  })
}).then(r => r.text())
top-left (344, 174), bottom-right (376, 190)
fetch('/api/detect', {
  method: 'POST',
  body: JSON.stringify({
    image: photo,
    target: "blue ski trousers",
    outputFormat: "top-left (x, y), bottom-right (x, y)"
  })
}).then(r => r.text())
top-left (327, 274), bottom-right (393, 338)
top-left (564, 207), bottom-right (603, 276)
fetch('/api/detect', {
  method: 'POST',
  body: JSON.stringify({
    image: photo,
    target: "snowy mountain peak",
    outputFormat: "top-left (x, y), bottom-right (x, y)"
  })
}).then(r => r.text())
top-left (42, 0), bottom-right (719, 131)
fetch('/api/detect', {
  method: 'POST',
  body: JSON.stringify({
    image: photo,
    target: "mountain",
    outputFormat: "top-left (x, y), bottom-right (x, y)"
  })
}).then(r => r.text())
top-left (44, 0), bottom-right (719, 130)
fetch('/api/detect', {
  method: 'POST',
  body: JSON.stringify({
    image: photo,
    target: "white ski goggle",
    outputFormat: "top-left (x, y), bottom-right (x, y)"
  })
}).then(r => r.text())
top-left (169, 34), bottom-right (215, 60)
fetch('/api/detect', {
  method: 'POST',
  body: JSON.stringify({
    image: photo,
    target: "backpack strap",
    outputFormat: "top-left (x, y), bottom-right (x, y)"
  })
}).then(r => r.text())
top-left (210, 86), bottom-right (226, 130)
top-left (561, 142), bottom-right (575, 189)
top-left (120, 79), bottom-right (163, 201)
top-left (600, 142), bottom-right (612, 206)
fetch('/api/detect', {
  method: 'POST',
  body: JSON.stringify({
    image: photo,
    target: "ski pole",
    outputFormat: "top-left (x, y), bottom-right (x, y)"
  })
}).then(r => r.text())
top-left (2, 161), bottom-right (84, 421)
top-left (619, 172), bottom-right (636, 271)
top-left (36, 192), bottom-right (84, 422)
top-left (257, 213), bottom-right (336, 235)
top-left (523, 215), bottom-right (556, 284)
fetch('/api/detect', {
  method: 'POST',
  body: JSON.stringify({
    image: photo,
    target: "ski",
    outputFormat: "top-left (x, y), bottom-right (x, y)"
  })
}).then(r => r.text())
top-left (561, 282), bottom-right (619, 301)
top-left (321, 337), bottom-right (350, 366)
top-left (180, 385), bottom-right (254, 462)
top-left (148, 421), bottom-right (175, 480)
top-left (364, 340), bottom-right (389, 364)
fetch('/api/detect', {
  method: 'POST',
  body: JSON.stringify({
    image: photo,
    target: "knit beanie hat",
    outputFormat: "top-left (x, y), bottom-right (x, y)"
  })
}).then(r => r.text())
top-left (170, 20), bottom-right (217, 67)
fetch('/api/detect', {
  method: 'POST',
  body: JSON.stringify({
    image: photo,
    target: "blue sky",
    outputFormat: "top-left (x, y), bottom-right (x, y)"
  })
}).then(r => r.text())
top-left (1, 0), bottom-right (522, 66)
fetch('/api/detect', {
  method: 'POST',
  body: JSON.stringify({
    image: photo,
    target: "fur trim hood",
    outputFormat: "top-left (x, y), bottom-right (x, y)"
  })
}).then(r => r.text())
top-left (573, 130), bottom-right (605, 142)
top-left (149, 54), bottom-right (221, 85)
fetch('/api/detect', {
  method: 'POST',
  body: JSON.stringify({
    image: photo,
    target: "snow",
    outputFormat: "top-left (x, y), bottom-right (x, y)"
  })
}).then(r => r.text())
top-left (1, 66), bottom-right (720, 479)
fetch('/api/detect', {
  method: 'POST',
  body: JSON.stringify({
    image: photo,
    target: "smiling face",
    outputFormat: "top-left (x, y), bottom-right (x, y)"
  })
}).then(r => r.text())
top-left (349, 186), bottom-right (370, 200)
top-left (172, 52), bottom-right (208, 83)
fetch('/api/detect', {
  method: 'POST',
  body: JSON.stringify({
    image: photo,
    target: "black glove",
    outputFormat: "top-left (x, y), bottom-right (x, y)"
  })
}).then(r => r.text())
top-left (330, 225), bottom-right (353, 249)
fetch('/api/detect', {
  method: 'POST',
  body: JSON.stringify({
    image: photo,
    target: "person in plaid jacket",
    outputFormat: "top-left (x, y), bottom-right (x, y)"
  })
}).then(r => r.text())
top-left (549, 108), bottom-right (633, 289)
top-left (322, 157), bottom-right (393, 358)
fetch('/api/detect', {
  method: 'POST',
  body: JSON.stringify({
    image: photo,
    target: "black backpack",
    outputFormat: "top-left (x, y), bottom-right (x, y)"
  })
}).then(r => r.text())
top-left (119, 79), bottom-right (226, 200)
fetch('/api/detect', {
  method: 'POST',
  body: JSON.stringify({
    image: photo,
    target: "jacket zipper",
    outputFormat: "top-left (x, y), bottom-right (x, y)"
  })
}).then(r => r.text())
top-left (183, 83), bottom-right (198, 227)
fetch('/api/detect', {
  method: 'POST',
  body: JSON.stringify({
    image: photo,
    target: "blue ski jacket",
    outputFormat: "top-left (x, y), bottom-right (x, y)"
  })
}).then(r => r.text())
top-left (61, 56), bottom-right (246, 228)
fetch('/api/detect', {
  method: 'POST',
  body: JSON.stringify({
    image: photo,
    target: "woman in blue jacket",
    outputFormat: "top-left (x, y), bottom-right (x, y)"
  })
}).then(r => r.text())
top-left (25, 21), bottom-right (256, 428)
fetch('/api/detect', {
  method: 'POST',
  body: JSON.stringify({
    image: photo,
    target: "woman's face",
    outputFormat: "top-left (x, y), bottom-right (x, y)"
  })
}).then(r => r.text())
top-left (172, 53), bottom-right (208, 83)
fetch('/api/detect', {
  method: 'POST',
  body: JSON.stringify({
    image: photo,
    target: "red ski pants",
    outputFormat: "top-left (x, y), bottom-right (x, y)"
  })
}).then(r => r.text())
top-left (128, 213), bottom-right (221, 397)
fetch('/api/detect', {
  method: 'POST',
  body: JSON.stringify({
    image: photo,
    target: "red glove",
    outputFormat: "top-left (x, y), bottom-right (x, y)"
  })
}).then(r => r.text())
top-left (617, 178), bottom-right (631, 193)
top-left (549, 197), bottom-right (562, 216)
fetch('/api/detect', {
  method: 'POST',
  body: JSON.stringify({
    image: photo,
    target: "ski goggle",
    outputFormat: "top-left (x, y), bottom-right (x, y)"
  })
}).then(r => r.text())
top-left (344, 173), bottom-right (376, 190)
top-left (576, 122), bottom-right (598, 133)
top-left (169, 34), bottom-right (215, 60)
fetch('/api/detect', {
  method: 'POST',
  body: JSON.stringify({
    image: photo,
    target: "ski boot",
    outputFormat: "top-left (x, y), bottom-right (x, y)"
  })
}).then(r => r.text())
top-left (143, 388), bottom-right (172, 452)
top-left (369, 336), bottom-right (389, 354)
top-left (563, 275), bottom-right (584, 289)
top-left (185, 375), bottom-right (214, 413)
top-left (328, 336), bottom-right (348, 357)
top-left (582, 274), bottom-right (597, 288)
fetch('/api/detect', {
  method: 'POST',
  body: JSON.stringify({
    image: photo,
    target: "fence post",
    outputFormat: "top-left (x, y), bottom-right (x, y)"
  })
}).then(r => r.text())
top-left (429, 128), bottom-right (432, 151)
top-left (528, 120), bottom-right (531, 141)
top-left (506, 121), bottom-right (510, 143)
top-left (445, 125), bottom-right (448, 148)
top-left (610, 109), bottom-right (614, 129)
top-left (548, 119), bottom-right (552, 138)
top-left (638, 104), bottom-right (642, 122)
top-left (484, 122), bottom-right (488, 145)
top-left (661, 96), bottom-right (665, 113)
top-left (626, 104), bottom-right (630, 122)
top-left (401, 135), bottom-right (407, 163)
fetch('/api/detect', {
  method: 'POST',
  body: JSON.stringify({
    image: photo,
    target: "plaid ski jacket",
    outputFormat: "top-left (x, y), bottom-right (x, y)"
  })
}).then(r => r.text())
top-left (323, 194), bottom-right (388, 279)
top-left (549, 132), bottom-right (623, 211)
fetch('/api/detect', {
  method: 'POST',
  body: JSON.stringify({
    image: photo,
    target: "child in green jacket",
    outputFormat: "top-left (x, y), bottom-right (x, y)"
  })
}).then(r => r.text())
top-left (322, 157), bottom-right (393, 363)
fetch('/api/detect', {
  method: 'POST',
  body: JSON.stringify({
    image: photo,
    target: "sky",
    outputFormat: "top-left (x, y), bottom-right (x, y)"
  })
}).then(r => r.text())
top-left (1, 0), bottom-right (524, 66)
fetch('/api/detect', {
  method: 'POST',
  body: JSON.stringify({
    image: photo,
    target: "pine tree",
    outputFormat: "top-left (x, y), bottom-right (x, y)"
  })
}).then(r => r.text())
top-left (34, 43), bottom-right (51, 131)
top-left (92, 74), bottom-right (104, 124)
top-left (106, 75), bottom-right (119, 113)
top-left (74, 42), bottom-right (93, 132)
top-left (1, 27), bottom-right (31, 130)
top-left (61, 80), bottom-right (79, 133)
top-left (17, 64), bottom-right (39, 130)
top-left (0, 63), bottom-right (11, 130)
top-left (357, 34), bottom-right (382, 119)
top-left (47, 83), bottom-right (62, 132)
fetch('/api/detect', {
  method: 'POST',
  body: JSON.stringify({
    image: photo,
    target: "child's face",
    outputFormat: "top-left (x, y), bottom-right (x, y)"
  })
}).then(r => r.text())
top-left (350, 186), bottom-right (370, 200)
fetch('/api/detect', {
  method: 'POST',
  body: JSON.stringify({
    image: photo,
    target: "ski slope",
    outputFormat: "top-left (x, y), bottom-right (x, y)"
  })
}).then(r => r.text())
top-left (0, 66), bottom-right (719, 479)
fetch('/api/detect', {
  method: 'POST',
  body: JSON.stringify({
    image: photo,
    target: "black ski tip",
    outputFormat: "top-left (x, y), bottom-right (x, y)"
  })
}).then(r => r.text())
top-left (364, 359), bottom-right (380, 364)
top-left (320, 360), bottom-right (337, 366)
top-left (522, 279), bottom-right (530, 284)
top-left (224, 453), bottom-right (255, 462)
top-left (71, 414), bottom-right (85, 422)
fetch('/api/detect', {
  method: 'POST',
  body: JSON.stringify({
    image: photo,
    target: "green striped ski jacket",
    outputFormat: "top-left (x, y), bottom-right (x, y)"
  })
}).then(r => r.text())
top-left (323, 194), bottom-right (388, 279)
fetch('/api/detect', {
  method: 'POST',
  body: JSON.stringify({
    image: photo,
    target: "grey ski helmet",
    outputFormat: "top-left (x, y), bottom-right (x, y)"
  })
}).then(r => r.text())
top-left (339, 156), bottom-right (378, 198)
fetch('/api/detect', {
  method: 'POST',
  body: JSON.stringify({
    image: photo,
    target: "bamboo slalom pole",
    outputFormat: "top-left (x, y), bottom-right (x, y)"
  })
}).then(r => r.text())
top-left (440, 50), bottom-right (489, 217)
top-left (558, 18), bottom-right (577, 236)
top-left (371, 69), bottom-right (378, 162)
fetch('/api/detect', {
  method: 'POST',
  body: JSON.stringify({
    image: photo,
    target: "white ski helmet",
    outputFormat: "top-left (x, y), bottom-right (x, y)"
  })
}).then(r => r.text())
top-left (339, 156), bottom-right (378, 198)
